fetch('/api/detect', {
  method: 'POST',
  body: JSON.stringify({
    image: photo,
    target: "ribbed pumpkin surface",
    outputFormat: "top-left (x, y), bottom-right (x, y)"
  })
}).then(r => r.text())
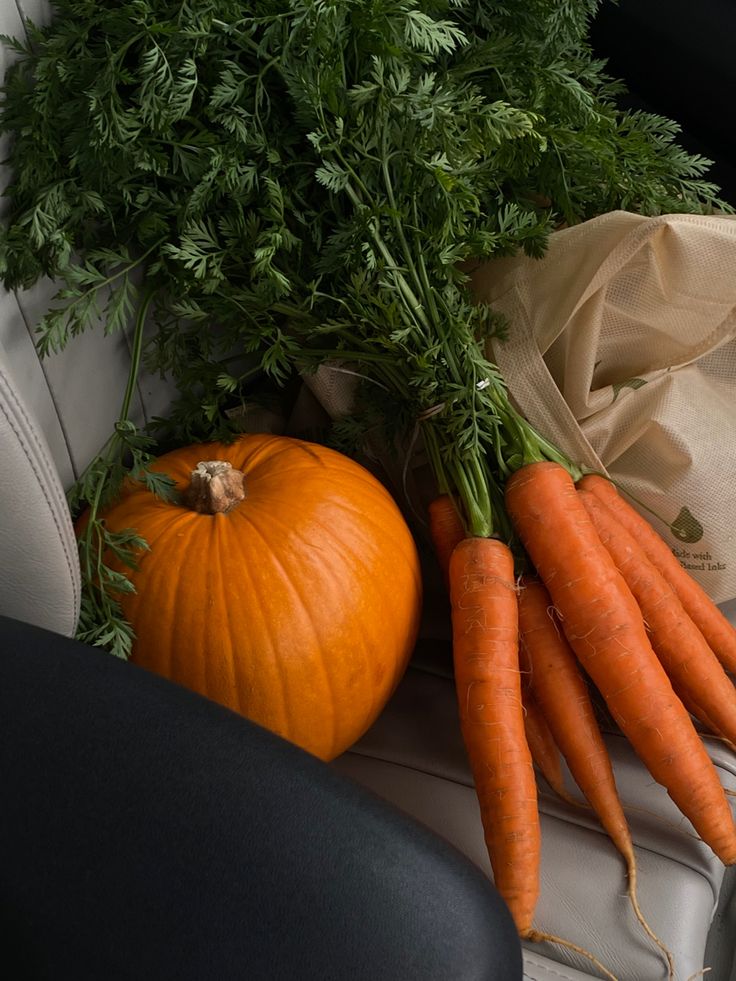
top-left (96, 434), bottom-right (423, 760)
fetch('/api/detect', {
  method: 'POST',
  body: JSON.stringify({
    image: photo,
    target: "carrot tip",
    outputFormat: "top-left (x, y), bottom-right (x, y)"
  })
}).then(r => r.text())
top-left (627, 865), bottom-right (675, 979)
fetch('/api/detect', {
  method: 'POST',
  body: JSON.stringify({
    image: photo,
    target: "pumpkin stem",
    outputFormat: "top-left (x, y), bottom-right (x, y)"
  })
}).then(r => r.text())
top-left (183, 461), bottom-right (247, 514)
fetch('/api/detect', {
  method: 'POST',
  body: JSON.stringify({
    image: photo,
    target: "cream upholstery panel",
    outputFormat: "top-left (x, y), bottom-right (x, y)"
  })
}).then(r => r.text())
top-left (0, 349), bottom-right (80, 634)
top-left (335, 654), bottom-right (736, 981)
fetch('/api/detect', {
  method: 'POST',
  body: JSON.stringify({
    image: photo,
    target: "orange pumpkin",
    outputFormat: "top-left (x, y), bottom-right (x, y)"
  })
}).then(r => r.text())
top-left (92, 433), bottom-right (422, 760)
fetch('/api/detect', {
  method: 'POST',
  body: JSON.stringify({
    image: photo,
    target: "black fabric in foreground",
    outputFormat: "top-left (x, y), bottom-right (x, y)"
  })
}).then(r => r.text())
top-left (0, 614), bottom-right (522, 981)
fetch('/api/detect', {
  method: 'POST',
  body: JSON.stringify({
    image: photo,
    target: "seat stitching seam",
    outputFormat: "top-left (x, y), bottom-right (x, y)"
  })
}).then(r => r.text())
top-left (0, 367), bottom-right (80, 626)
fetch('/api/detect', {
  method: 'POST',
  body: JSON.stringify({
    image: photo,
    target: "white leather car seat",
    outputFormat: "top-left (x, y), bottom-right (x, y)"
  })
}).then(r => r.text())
top-left (336, 616), bottom-right (736, 980)
top-left (2, 3), bottom-right (736, 980)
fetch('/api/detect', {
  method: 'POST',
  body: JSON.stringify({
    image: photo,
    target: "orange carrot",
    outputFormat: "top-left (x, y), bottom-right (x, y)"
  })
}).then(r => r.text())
top-left (673, 685), bottom-right (736, 752)
top-left (506, 462), bottom-right (736, 866)
top-left (428, 494), bottom-right (466, 591)
top-left (519, 578), bottom-right (629, 835)
top-left (518, 637), bottom-right (580, 806)
top-left (521, 684), bottom-right (582, 807)
top-left (578, 473), bottom-right (736, 674)
top-left (578, 489), bottom-right (736, 750)
top-left (450, 536), bottom-right (619, 977)
top-left (448, 537), bottom-right (539, 936)
top-left (519, 577), bottom-right (674, 976)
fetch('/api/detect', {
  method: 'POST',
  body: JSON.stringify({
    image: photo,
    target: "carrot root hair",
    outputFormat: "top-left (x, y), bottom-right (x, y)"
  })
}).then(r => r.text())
top-left (524, 929), bottom-right (620, 981)
top-left (626, 861), bottom-right (675, 979)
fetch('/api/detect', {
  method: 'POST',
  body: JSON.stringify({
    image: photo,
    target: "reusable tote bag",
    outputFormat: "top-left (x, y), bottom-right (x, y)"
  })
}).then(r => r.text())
top-left (471, 210), bottom-right (736, 604)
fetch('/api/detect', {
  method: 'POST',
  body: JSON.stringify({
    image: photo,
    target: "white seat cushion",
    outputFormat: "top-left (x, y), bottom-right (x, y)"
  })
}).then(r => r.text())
top-left (334, 647), bottom-right (736, 980)
top-left (0, 352), bottom-right (80, 635)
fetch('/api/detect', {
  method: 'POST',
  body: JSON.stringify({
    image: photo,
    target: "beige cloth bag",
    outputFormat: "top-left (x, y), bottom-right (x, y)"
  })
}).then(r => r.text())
top-left (471, 210), bottom-right (736, 604)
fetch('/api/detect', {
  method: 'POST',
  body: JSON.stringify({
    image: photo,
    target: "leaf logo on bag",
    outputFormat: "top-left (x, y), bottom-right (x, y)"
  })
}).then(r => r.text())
top-left (670, 507), bottom-right (704, 544)
top-left (611, 378), bottom-right (647, 402)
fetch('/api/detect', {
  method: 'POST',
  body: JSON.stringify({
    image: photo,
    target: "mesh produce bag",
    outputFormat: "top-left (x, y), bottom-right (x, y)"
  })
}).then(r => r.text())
top-left (471, 210), bottom-right (736, 604)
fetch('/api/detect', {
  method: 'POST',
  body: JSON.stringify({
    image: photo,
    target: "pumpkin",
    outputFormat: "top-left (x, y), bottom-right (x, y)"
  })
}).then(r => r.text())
top-left (91, 433), bottom-right (423, 760)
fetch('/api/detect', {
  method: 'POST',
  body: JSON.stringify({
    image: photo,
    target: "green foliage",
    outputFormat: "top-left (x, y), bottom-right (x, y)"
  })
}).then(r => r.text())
top-left (0, 0), bottom-right (727, 652)
top-left (71, 421), bottom-right (177, 659)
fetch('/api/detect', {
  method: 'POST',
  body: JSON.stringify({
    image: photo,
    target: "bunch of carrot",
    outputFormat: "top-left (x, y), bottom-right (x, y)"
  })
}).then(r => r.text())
top-left (429, 463), bottom-right (736, 979)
